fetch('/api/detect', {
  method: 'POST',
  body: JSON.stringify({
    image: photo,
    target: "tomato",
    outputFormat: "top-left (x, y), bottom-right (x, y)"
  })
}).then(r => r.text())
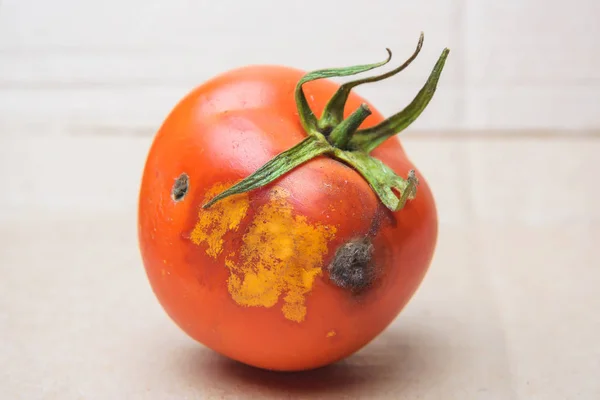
top-left (138, 33), bottom-right (449, 371)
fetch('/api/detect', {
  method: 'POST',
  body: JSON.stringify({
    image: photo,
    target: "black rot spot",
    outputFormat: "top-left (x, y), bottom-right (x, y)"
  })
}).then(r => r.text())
top-left (171, 173), bottom-right (189, 202)
top-left (328, 238), bottom-right (375, 293)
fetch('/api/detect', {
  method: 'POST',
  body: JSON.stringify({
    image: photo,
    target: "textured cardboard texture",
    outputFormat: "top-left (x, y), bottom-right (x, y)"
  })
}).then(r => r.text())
top-left (1, 134), bottom-right (599, 399)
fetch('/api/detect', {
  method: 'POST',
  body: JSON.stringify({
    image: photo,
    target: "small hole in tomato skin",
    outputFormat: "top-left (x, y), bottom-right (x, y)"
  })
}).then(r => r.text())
top-left (328, 238), bottom-right (375, 293)
top-left (171, 173), bottom-right (189, 202)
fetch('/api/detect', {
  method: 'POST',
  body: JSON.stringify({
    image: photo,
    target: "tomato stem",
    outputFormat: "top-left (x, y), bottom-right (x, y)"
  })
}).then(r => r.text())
top-left (331, 150), bottom-right (419, 211)
top-left (294, 51), bottom-right (393, 135)
top-left (328, 103), bottom-right (371, 149)
top-left (348, 48), bottom-right (450, 153)
top-left (203, 33), bottom-right (450, 212)
top-left (202, 135), bottom-right (331, 209)
top-left (318, 33), bottom-right (424, 134)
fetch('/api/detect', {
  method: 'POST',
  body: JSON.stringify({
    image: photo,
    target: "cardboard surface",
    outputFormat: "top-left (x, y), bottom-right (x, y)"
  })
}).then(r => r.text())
top-left (1, 135), bottom-right (599, 399)
top-left (1, 214), bottom-right (598, 399)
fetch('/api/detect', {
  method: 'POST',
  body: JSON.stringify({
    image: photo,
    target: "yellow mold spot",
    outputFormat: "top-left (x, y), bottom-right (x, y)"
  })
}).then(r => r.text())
top-left (227, 187), bottom-right (336, 322)
top-left (326, 330), bottom-right (336, 338)
top-left (192, 183), bottom-right (336, 323)
top-left (190, 182), bottom-right (250, 258)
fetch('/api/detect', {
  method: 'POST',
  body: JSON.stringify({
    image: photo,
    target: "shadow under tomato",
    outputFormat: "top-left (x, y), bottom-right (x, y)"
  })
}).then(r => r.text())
top-left (212, 357), bottom-right (371, 395)
top-left (175, 323), bottom-right (456, 398)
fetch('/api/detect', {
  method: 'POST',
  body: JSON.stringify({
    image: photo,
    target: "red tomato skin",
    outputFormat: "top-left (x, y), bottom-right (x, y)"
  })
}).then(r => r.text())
top-left (138, 65), bottom-right (438, 371)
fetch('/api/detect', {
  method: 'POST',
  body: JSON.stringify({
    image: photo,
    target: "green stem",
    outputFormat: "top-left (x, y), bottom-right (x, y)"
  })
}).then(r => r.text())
top-left (203, 34), bottom-right (450, 213)
top-left (294, 49), bottom-right (392, 134)
top-left (202, 135), bottom-right (332, 208)
top-left (348, 48), bottom-right (450, 153)
top-left (318, 32), bottom-right (424, 133)
top-left (328, 103), bottom-right (372, 149)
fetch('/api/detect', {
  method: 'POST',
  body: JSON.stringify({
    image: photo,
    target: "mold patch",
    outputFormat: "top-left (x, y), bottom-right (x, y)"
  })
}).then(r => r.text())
top-left (171, 173), bottom-right (189, 202)
top-left (190, 182), bottom-right (250, 258)
top-left (328, 238), bottom-right (375, 292)
top-left (226, 187), bottom-right (337, 323)
top-left (191, 183), bottom-right (337, 323)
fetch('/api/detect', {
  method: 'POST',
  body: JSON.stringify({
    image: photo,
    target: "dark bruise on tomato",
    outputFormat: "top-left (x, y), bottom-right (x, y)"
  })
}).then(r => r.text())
top-left (138, 33), bottom-right (450, 371)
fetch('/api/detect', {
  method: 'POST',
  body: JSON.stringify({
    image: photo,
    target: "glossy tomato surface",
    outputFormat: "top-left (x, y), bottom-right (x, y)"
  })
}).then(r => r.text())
top-left (138, 65), bottom-right (438, 371)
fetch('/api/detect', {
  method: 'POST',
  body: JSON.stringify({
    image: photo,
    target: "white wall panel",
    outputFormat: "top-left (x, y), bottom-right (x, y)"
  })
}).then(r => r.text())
top-left (0, 0), bottom-right (461, 133)
top-left (465, 0), bottom-right (600, 130)
top-left (0, 0), bottom-right (598, 134)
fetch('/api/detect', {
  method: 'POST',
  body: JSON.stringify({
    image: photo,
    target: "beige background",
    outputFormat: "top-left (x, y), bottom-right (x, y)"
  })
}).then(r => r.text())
top-left (1, 0), bottom-right (599, 399)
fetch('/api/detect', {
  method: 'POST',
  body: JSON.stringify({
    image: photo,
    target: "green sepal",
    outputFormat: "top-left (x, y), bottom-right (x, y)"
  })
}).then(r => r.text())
top-left (203, 34), bottom-right (450, 213)
top-left (294, 49), bottom-right (392, 134)
top-left (202, 134), bottom-right (332, 208)
top-left (348, 48), bottom-right (450, 153)
top-left (318, 32), bottom-right (424, 133)
top-left (332, 150), bottom-right (418, 211)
